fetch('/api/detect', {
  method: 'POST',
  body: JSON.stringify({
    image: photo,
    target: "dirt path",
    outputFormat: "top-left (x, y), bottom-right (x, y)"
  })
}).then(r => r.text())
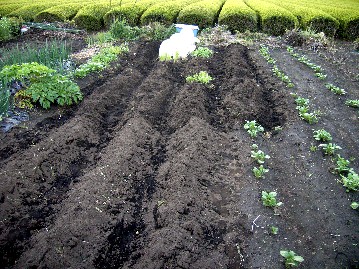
top-left (0, 41), bottom-right (358, 269)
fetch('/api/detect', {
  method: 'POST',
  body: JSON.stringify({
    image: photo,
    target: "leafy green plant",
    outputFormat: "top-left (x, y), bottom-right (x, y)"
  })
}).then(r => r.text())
top-left (109, 19), bottom-right (143, 40)
top-left (295, 97), bottom-right (309, 107)
top-left (74, 44), bottom-right (129, 78)
top-left (325, 83), bottom-right (346, 95)
top-left (341, 171), bottom-right (359, 192)
top-left (251, 144), bottom-right (270, 164)
top-left (280, 250), bottom-right (304, 267)
top-left (191, 47), bottom-right (213, 58)
top-left (244, 120), bottom-right (264, 138)
top-left (270, 226), bottom-right (279, 235)
top-left (319, 143), bottom-right (341, 155)
top-left (310, 144), bottom-right (317, 152)
top-left (142, 22), bottom-right (176, 41)
top-left (335, 155), bottom-right (352, 175)
top-left (315, 72), bottom-right (327, 80)
top-left (253, 165), bottom-right (269, 179)
top-left (313, 129), bottom-right (332, 142)
top-left (0, 17), bottom-right (20, 42)
top-left (351, 202), bottom-right (359, 210)
top-left (186, 71), bottom-right (213, 84)
top-left (345, 99), bottom-right (359, 108)
top-left (261, 191), bottom-right (283, 207)
top-left (0, 62), bottom-right (82, 109)
top-left (299, 111), bottom-right (319, 124)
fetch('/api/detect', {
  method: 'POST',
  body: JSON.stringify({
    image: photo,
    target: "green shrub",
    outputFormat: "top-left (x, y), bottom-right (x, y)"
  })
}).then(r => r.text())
top-left (177, 0), bottom-right (225, 29)
top-left (109, 19), bottom-right (143, 40)
top-left (104, 0), bottom-right (164, 27)
top-left (140, 0), bottom-right (193, 25)
top-left (0, 88), bottom-right (10, 120)
top-left (266, 0), bottom-right (339, 36)
top-left (218, 0), bottom-right (258, 32)
top-left (74, 4), bottom-right (111, 31)
top-left (0, 4), bottom-right (23, 17)
top-left (141, 22), bottom-right (176, 41)
top-left (8, 3), bottom-right (55, 21)
top-left (245, 0), bottom-right (298, 36)
top-left (35, 3), bottom-right (84, 22)
top-left (0, 17), bottom-right (13, 42)
top-left (0, 62), bottom-right (82, 109)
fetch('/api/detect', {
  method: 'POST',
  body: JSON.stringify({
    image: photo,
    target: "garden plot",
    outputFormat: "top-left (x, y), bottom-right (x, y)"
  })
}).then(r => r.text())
top-left (0, 35), bottom-right (358, 269)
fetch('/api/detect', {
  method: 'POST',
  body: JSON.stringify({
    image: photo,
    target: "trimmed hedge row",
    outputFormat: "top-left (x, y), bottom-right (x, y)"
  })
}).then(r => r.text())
top-left (74, 4), bottom-right (111, 31)
top-left (267, 0), bottom-right (339, 36)
top-left (218, 0), bottom-right (258, 32)
top-left (104, 0), bottom-right (164, 26)
top-left (8, 3), bottom-right (56, 21)
top-left (244, 0), bottom-right (298, 36)
top-left (35, 3), bottom-right (84, 22)
top-left (140, 0), bottom-right (193, 25)
top-left (0, 4), bottom-right (22, 17)
top-left (177, 0), bottom-right (225, 29)
top-left (270, 0), bottom-right (359, 39)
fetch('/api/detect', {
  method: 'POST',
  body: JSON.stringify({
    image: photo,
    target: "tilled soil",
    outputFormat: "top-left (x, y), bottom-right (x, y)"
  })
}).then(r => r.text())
top-left (0, 40), bottom-right (358, 269)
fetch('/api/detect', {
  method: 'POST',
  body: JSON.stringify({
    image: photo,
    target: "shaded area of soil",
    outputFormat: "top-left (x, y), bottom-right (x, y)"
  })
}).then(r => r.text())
top-left (0, 39), bottom-right (358, 269)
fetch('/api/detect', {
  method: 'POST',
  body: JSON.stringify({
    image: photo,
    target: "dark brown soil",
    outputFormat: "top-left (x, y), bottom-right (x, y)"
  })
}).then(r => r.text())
top-left (0, 33), bottom-right (358, 269)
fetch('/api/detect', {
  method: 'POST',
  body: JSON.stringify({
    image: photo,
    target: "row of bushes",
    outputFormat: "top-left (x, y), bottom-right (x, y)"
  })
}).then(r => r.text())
top-left (140, 0), bottom-right (193, 26)
top-left (244, 0), bottom-right (298, 36)
top-left (1, 0), bottom-right (358, 38)
top-left (218, 0), bottom-right (257, 32)
top-left (266, 0), bottom-right (339, 37)
top-left (177, 0), bottom-right (226, 29)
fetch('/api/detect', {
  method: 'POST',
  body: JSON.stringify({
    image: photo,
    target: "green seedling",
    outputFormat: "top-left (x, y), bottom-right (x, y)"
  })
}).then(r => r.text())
top-left (335, 155), bottom-right (352, 175)
top-left (186, 71), bottom-right (213, 84)
top-left (295, 97), bottom-right (309, 107)
top-left (300, 111), bottom-right (319, 124)
top-left (261, 191), bottom-right (283, 207)
top-left (251, 145), bottom-right (270, 164)
top-left (313, 129), bottom-right (332, 142)
top-left (191, 47), bottom-right (213, 58)
top-left (310, 144), bottom-right (317, 152)
top-left (280, 250), bottom-right (304, 267)
top-left (341, 171), bottom-right (359, 192)
top-left (319, 143), bottom-right (341, 155)
top-left (351, 202), bottom-right (359, 210)
top-left (253, 165), bottom-right (269, 179)
top-left (325, 83), bottom-right (346, 95)
top-left (315, 72), bottom-right (327, 80)
top-left (244, 120), bottom-right (264, 138)
top-left (270, 226), bottom-right (279, 235)
top-left (345, 99), bottom-right (359, 108)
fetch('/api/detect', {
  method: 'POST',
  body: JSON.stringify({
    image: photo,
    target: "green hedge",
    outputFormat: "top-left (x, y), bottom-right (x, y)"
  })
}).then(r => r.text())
top-left (74, 4), bottom-right (111, 31)
top-left (269, 0), bottom-right (359, 39)
top-left (218, 0), bottom-right (258, 32)
top-left (266, 0), bottom-right (339, 36)
top-left (104, 0), bottom-right (163, 27)
top-left (177, 0), bottom-right (225, 29)
top-left (35, 3), bottom-right (83, 22)
top-left (0, 4), bottom-right (23, 17)
top-left (140, 0), bottom-right (193, 25)
top-left (245, 0), bottom-right (298, 36)
top-left (8, 3), bottom-right (56, 21)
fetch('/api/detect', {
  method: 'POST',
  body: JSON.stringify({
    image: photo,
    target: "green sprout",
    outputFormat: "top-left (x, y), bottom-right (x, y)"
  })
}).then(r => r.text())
top-left (313, 129), bottom-right (332, 142)
top-left (244, 120), bottom-right (264, 138)
top-left (319, 143), bottom-right (341, 155)
top-left (253, 165), bottom-right (269, 179)
top-left (261, 191), bottom-right (283, 207)
top-left (280, 250), bottom-right (304, 267)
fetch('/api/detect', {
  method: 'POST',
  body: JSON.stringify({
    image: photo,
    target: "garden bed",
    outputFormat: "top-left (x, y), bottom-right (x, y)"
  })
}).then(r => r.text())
top-left (0, 31), bottom-right (358, 269)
